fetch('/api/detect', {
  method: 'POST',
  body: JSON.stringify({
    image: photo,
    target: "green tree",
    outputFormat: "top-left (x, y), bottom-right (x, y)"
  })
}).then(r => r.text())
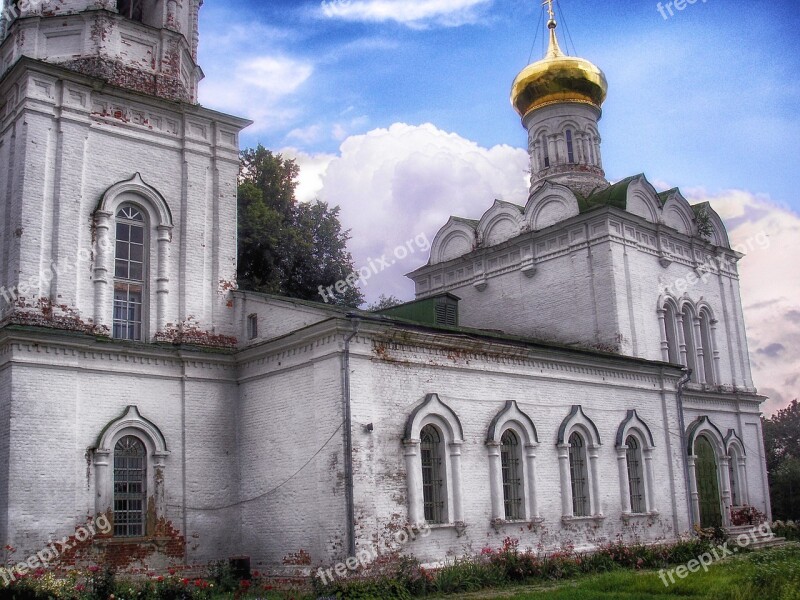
top-left (367, 294), bottom-right (404, 312)
top-left (237, 146), bottom-right (363, 307)
top-left (763, 399), bottom-right (800, 519)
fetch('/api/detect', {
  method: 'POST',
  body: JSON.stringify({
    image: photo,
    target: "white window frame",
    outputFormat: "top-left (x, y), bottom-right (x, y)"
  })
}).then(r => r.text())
top-left (685, 416), bottom-right (731, 527)
top-left (486, 400), bottom-right (540, 524)
top-left (615, 409), bottom-right (657, 516)
top-left (403, 394), bottom-right (465, 532)
top-left (91, 406), bottom-right (169, 537)
top-left (725, 429), bottom-right (748, 507)
top-left (557, 405), bottom-right (603, 521)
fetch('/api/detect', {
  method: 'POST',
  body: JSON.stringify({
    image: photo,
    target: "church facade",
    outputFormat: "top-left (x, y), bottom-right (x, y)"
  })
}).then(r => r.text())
top-left (0, 0), bottom-right (770, 572)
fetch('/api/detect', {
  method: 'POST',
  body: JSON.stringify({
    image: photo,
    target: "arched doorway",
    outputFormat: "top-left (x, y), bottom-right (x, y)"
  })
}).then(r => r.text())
top-left (695, 436), bottom-right (722, 528)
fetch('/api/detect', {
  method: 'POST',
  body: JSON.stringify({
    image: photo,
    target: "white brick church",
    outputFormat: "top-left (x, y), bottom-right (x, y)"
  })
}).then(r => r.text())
top-left (0, 0), bottom-right (771, 571)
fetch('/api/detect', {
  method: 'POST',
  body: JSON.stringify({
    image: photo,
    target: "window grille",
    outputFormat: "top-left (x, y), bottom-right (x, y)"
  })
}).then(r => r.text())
top-left (501, 430), bottom-right (523, 520)
top-left (247, 314), bottom-right (258, 340)
top-left (566, 130), bottom-right (575, 163)
top-left (114, 435), bottom-right (147, 537)
top-left (113, 205), bottom-right (146, 341)
top-left (420, 425), bottom-right (445, 524)
top-left (568, 432), bottom-right (590, 517)
top-left (626, 436), bottom-right (645, 513)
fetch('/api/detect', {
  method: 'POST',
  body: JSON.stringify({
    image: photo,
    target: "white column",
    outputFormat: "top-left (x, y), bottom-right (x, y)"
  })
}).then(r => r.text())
top-left (738, 458), bottom-right (750, 506)
top-left (93, 211), bottom-right (113, 330)
top-left (487, 442), bottom-right (504, 521)
top-left (617, 447), bottom-right (632, 515)
top-left (687, 455), bottom-right (701, 525)
top-left (710, 319), bottom-right (722, 386)
top-left (676, 313), bottom-right (688, 367)
top-left (449, 442), bottom-right (464, 524)
top-left (693, 317), bottom-right (707, 384)
top-left (525, 444), bottom-right (540, 520)
top-left (93, 449), bottom-right (112, 517)
top-left (588, 446), bottom-right (602, 516)
top-left (155, 225), bottom-right (172, 331)
top-left (719, 456), bottom-right (732, 525)
top-left (644, 448), bottom-right (657, 513)
top-left (657, 308), bottom-right (670, 361)
top-left (557, 443), bottom-right (572, 518)
top-left (547, 136), bottom-right (558, 167)
top-left (404, 441), bottom-right (423, 524)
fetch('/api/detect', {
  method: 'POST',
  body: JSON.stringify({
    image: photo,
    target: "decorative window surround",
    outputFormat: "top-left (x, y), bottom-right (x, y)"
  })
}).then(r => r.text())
top-left (486, 400), bottom-right (540, 524)
top-left (94, 174), bottom-right (173, 335)
top-left (685, 416), bottom-right (731, 526)
top-left (725, 429), bottom-right (749, 507)
top-left (615, 410), bottom-right (657, 516)
top-left (91, 406), bottom-right (169, 534)
top-left (557, 405), bottom-right (603, 520)
top-left (403, 394), bottom-right (466, 532)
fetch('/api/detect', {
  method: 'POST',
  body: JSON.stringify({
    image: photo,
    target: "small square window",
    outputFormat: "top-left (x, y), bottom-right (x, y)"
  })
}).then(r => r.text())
top-left (247, 314), bottom-right (258, 340)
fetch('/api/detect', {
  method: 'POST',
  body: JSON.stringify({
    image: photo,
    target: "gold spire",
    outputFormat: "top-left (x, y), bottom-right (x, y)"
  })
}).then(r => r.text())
top-left (542, 0), bottom-right (564, 58)
top-left (510, 0), bottom-right (607, 118)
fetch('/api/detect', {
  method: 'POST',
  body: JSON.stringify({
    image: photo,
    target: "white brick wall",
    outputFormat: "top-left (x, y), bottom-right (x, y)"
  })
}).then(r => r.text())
top-left (0, 61), bottom-right (247, 339)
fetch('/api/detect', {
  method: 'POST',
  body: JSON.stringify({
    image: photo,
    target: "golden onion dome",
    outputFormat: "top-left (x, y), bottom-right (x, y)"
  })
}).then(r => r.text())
top-left (511, 16), bottom-right (607, 118)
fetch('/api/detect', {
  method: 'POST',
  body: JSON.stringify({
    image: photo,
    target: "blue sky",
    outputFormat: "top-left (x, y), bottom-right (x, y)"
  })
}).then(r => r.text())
top-left (197, 0), bottom-right (799, 413)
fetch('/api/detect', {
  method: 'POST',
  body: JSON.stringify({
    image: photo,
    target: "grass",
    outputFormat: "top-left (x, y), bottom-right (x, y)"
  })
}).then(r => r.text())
top-left (463, 545), bottom-right (800, 600)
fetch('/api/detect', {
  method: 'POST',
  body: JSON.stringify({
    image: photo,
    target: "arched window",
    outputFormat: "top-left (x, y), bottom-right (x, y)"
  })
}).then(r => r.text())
top-left (403, 393), bottom-right (465, 528)
top-left (501, 430), bottom-right (523, 520)
top-left (117, 0), bottom-right (143, 22)
top-left (114, 435), bottom-right (147, 537)
top-left (681, 306), bottom-right (698, 379)
top-left (113, 204), bottom-right (146, 341)
top-left (565, 129), bottom-right (575, 163)
top-left (663, 302), bottom-right (680, 363)
top-left (699, 309), bottom-right (715, 384)
top-left (541, 134), bottom-right (550, 168)
top-left (625, 436), bottom-right (645, 514)
top-left (568, 432), bottom-right (590, 517)
top-left (616, 410), bottom-right (657, 516)
top-left (420, 425), bottom-right (445, 524)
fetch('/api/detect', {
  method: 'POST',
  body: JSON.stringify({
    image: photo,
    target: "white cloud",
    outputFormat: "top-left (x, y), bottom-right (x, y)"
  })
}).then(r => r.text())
top-left (289, 122), bottom-right (528, 299)
top-left (685, 189), bottom-right (800, 416)
top-left (319, 0), bottom-right (492, 27)
top-left (200, 54), bottom-right (314, 132)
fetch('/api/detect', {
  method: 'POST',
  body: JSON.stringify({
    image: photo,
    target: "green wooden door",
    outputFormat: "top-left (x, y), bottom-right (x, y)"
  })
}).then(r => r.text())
top-left (695, 436), bottom-right (723, 528)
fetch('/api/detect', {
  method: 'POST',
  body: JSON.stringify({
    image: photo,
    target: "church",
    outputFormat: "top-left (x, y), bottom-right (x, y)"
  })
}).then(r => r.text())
top-left (0, 0), bottom-right (771, 572)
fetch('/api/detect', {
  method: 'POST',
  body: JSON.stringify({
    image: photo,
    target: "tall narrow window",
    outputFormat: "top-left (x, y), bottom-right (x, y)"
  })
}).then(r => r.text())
top-left (114, 205), bottom-right (146, 341)
top-left (114, 435), bottom-right (147, 537)
top-left (500, 430), bottom-right (523, 520)
top-left (664, 303), bottom-right (679, 363)
top-left (568, 432), bottom-right (590, 517)
top-left (117, 0), bottom-right (143, 21)
top-left (421, 425), bottom-right (445, 524)
top-left (566, 130), bottom-right (575, 163)
top-left (682, 307), bottom-right (698, 379)
top-left (247, 314), bottom-right (259, 340)
top-left (626, 436), bottom-right (645, 514)
top-left (729, 459), bottom-right (738, 506)
top-left (699, 310), bottom-right (715, 384)
top-left (541, 135), bottom-right (550, 168)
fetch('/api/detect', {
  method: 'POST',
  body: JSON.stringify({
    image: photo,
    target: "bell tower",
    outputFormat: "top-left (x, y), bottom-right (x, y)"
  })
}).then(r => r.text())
top-left (0, 0), bottom-right (250, 341)
top-left (0, 0), bottom-right (203, 102)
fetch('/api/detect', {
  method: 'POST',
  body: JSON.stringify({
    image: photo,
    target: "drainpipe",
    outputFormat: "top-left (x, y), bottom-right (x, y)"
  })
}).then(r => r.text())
top-left (342, 317), bottom-right (359, 557)
top-left (676, 368), bottom-right (694, 529)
